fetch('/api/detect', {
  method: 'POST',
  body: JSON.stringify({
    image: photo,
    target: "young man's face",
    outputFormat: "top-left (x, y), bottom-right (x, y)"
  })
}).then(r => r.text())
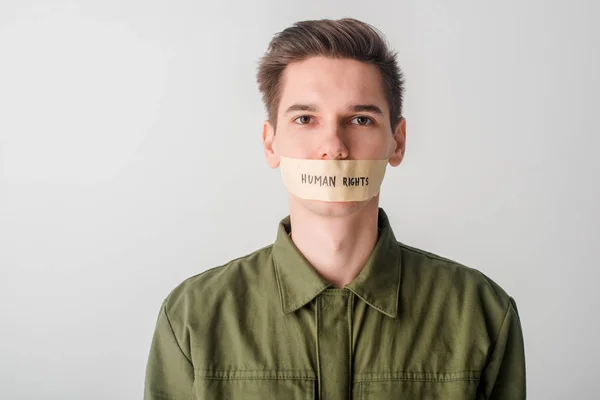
top-left (263, 56), bottom-right (406, 217)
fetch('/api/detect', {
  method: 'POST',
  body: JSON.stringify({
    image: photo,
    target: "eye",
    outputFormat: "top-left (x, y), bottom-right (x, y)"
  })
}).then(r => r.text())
top-left (350, 116), bottom-right (374, 126)
top-left (293, 115), bottom-right (314, 125)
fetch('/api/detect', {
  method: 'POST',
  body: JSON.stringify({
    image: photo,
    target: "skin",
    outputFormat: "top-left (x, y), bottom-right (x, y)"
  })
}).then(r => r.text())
top-left (262, 56), bottom-right (407, 288)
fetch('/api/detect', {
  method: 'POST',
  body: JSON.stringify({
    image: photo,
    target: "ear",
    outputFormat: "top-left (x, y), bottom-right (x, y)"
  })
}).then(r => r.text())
top-left (262, 120), bottom-right (279, 168)
top-left (389, 117), bottom-right (406, 167)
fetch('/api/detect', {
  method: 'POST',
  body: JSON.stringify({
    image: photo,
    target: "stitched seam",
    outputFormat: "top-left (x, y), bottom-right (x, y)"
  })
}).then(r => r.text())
top-left (195, 368), bottom-right (316, 372)
top-left (176, 244), bottom-right (274, 289)
top-left (347, 289), bottom-right (394, 317)
top-left (355, 370), bottom-right (481, 383)
top-left (273, 252), bottom-right (329, 314)
top-left (272, 253), bottom-right (288, 314)
top-left (315, 296), bottom-right (321, 399)
top-left (285, 284), bottom-right (330, 312)
top-left (347, 293), bottom-right (353, 396)
top-left (355, 376), bottom-right (481, 383)
top-left (394, 242), bottom-right (401, 317)
top-left (162, 304), bottom-right (193, 367)
top-left (398, 242), bottom-right (467, 267)
top-left (196, 376), bottom-right (317, 380)
top-left (494, 299), bottom-right (514, 350)
top-left (195, 369), bottom-right (316, 380)
top-left (481, 297), bottom-right (514, 372)
top-left (161, 304), bottom-right (195, 400)
top-left (359, 370), bottom-right (481, 375)
top-left (217, 243), bottom-right (276, 270)
top-left (345, 241), bottom-right (401, 318)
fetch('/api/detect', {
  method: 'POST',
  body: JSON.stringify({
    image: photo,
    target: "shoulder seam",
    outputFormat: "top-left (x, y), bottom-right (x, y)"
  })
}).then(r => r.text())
top-left (398, 242), bottom-right (470, 269)
top-left (162, 302), bottom-right (193, 367)
top-left (167, 244), bottom-right (275, 297)
top-left (487, 296), bottom-right (515, 364)
top-left (398, 242), bottom-right (510, 301)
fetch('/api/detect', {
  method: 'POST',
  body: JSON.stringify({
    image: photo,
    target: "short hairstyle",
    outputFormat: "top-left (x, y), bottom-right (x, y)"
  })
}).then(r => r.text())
top-left (256, 18), bottom-right (405, 131)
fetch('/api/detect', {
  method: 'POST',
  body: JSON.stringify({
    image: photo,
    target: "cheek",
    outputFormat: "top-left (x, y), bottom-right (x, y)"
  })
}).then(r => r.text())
top-left (346, 132), bottom-right (392, 158)
top-left (274, 131), bottom-right (313, 158)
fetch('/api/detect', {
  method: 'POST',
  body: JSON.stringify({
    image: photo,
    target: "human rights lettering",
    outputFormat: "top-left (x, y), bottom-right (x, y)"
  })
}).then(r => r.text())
top-left (301, 174), bottom-right (369, 187)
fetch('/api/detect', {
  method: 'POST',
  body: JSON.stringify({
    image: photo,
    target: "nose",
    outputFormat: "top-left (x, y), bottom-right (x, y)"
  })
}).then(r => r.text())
top-left (319, 127), bottom-right (349, 160)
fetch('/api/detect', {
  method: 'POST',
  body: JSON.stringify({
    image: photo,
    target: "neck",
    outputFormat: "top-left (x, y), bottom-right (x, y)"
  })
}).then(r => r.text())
top-left (288, 197), bottom-right (380, 289)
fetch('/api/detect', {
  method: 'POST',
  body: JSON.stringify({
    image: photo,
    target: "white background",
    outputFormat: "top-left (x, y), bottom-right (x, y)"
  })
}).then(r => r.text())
top-left (1, 0), bottom-right (598, 398)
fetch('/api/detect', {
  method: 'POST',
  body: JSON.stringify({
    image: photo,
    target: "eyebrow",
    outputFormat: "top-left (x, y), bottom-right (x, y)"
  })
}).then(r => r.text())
top-left (284, 103), bottom-right (385, 116)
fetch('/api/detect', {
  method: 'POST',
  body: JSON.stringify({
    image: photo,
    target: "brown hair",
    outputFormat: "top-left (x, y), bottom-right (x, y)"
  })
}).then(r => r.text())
top-left (256, 18), bottom-right (405, 131)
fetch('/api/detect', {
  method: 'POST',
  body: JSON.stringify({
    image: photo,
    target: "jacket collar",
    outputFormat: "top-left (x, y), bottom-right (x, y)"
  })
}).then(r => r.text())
top-left (272, 208), bottom-right (402, 318)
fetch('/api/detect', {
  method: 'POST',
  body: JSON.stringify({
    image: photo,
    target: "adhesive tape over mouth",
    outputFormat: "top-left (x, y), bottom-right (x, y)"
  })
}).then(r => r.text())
top-left (279, 156), bottom-right (389, 202)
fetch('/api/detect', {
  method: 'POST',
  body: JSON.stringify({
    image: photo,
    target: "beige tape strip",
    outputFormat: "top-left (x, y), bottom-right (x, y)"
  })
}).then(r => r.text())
top-left (279, 156), bottom-right (388, 202)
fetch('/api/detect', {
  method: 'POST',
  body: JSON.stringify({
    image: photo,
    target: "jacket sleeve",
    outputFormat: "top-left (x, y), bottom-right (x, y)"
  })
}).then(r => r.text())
top-left (479, 297), bottom-right (527, 399)
top-left (144, 300), bottom-right (194, 400)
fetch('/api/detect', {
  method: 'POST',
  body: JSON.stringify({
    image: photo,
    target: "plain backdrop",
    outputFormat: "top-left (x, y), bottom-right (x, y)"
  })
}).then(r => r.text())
top-left (0, 0), bottom-right (598, 399)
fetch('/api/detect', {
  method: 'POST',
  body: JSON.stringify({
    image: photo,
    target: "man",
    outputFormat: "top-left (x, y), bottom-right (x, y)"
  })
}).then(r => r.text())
top-left (144, 18), bottom-right (526, 399)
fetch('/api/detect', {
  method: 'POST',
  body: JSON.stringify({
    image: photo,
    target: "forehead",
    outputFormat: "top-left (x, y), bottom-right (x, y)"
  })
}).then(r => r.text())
top-left (278, 56), bottom-right (388, 114)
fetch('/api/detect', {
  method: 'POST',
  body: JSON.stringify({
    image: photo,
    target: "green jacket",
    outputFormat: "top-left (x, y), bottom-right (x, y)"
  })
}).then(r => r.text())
top-left (144, 208), bottom-right (526, 399)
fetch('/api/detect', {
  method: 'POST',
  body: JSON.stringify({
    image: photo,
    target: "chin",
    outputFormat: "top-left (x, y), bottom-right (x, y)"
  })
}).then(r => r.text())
top-left (293, 196), bottom-right (375, 218)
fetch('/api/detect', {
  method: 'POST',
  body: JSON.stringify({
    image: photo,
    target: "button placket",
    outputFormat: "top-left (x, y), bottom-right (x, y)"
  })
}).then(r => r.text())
top-left (317, 289), bottom-right (351, 399)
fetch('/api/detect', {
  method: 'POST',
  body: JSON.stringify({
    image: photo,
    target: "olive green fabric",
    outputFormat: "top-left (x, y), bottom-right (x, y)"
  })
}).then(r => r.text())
top-left (144, 208), bottom-right (526, 399)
